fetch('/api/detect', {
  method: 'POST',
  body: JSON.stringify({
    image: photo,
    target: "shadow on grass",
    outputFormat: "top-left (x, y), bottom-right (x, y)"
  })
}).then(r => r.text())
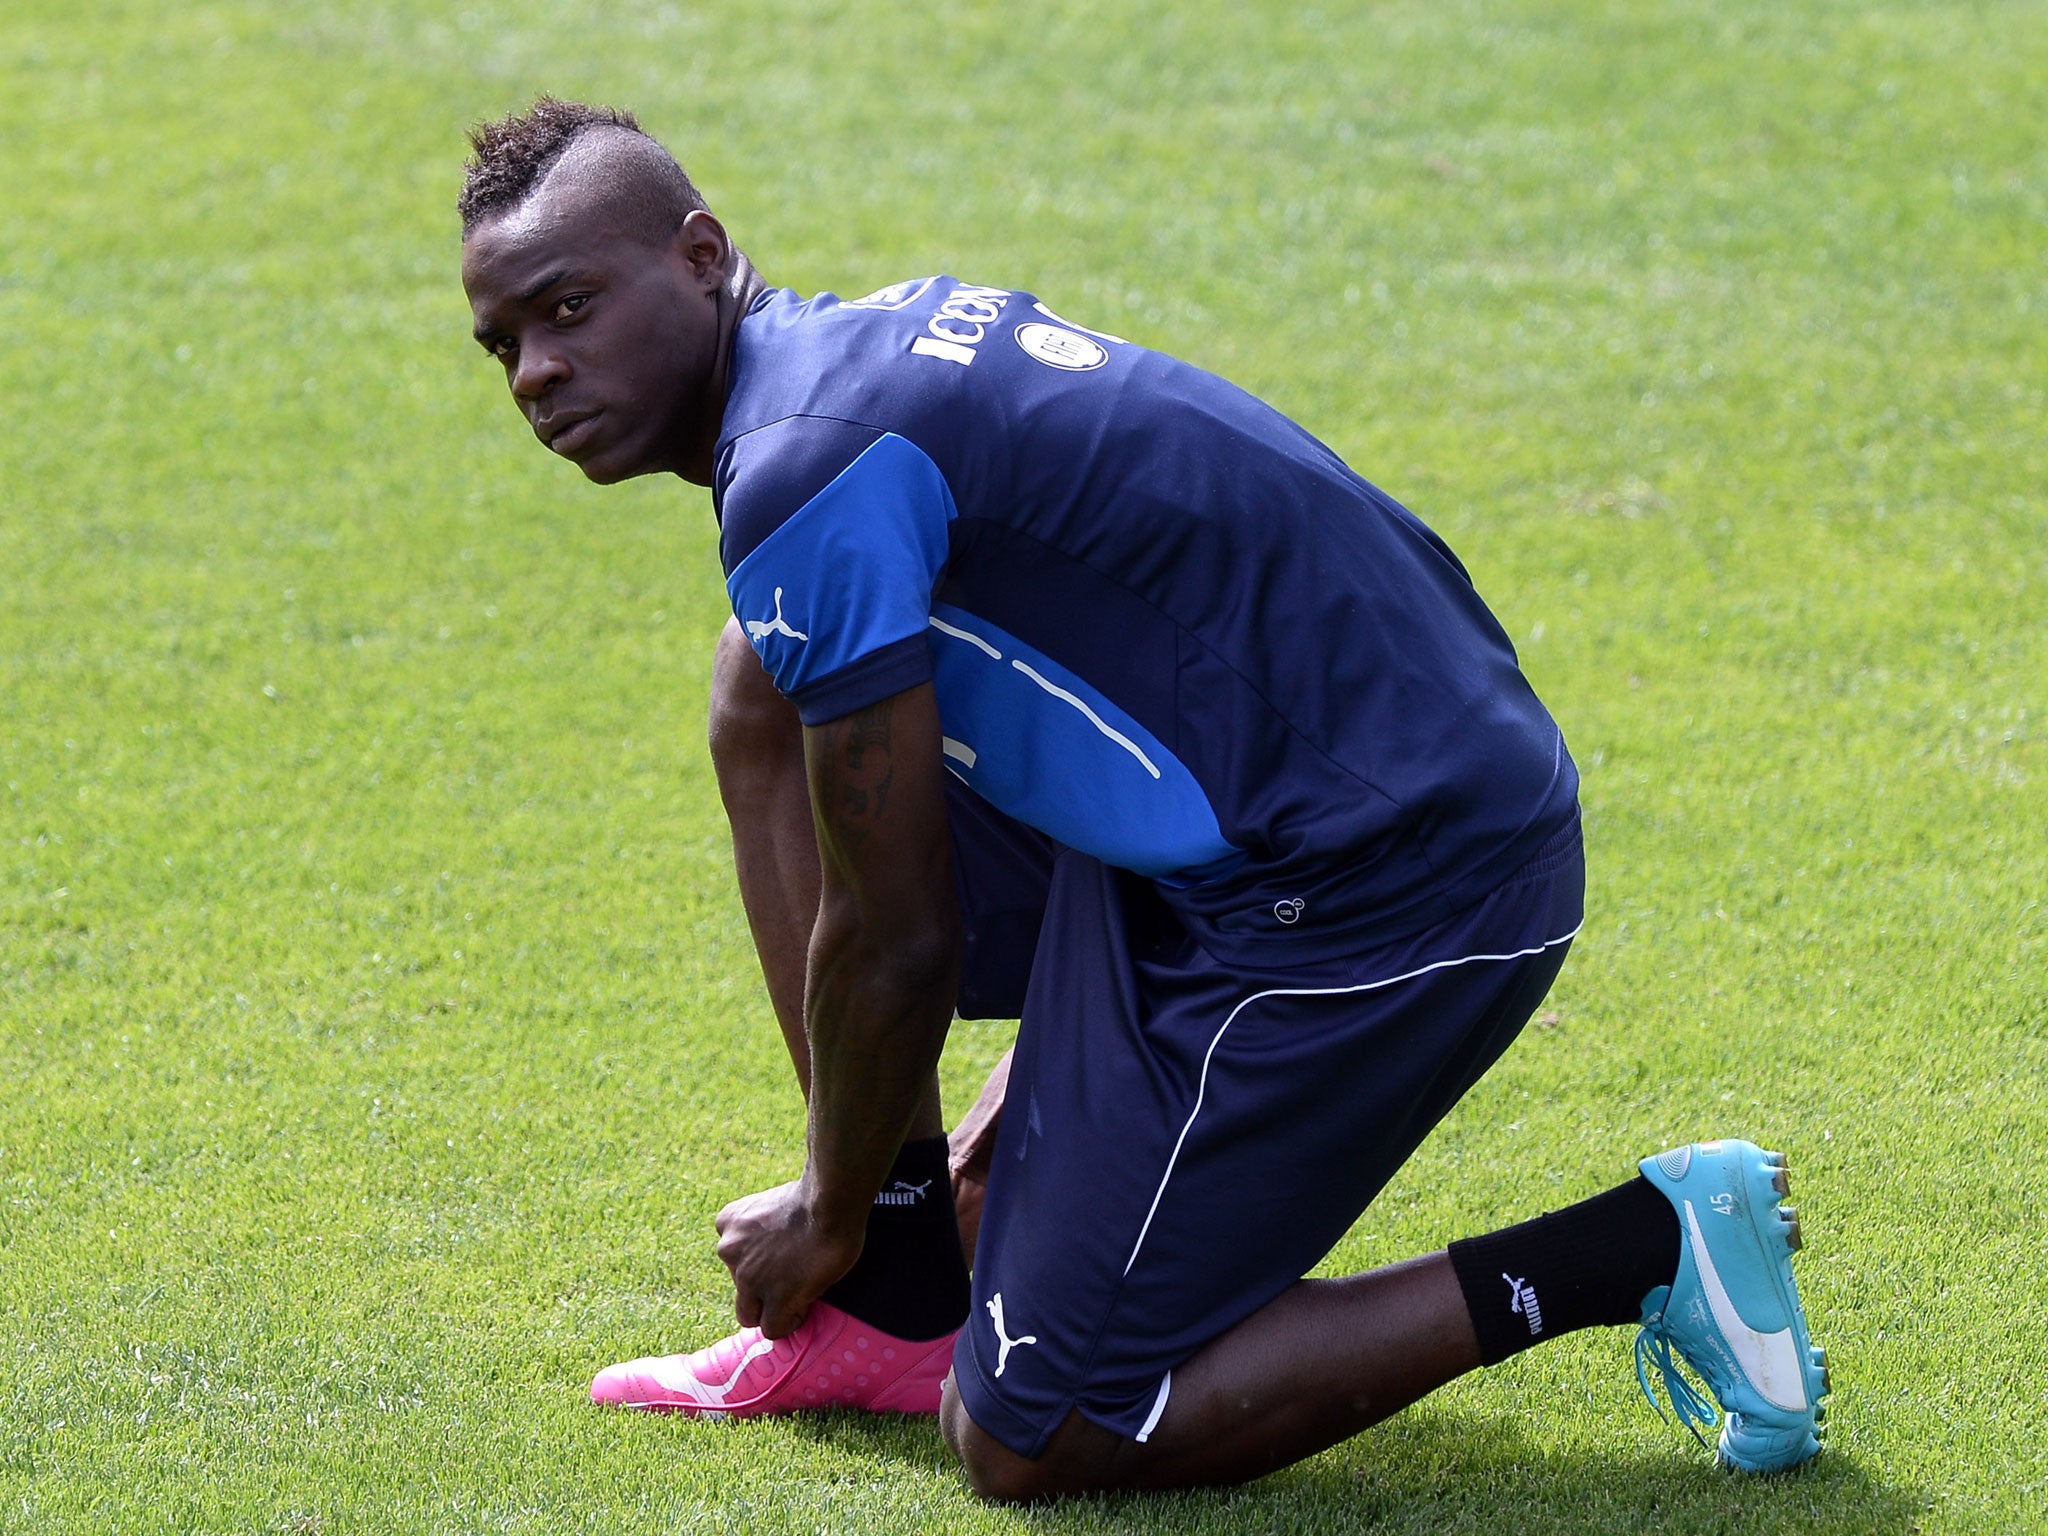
top-left (790, 1405), bottom-right (1925, 1535)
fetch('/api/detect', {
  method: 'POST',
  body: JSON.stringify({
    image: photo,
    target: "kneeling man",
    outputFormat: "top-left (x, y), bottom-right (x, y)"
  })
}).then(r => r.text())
top-left (457, 98), bottom-right (1828, 1498)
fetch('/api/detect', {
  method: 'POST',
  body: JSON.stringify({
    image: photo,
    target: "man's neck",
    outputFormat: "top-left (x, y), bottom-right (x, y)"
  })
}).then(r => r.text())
top-left (727, 249), bottom-right (769, 314)
top-left (684, 252), bottom-right (770, 485)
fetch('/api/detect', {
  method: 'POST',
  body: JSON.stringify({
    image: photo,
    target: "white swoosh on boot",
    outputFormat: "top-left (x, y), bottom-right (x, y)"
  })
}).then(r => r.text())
top-left (1684, 1200), bottom-right (1808, 1413)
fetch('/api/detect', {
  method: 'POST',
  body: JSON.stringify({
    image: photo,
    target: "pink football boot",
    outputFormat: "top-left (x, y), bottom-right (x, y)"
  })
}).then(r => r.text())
top-left (590, 1302), bottom-right (956, 1419)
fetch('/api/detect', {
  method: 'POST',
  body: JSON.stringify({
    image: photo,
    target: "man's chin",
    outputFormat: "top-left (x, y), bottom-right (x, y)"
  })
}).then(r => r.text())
top-left (566, 440), bottom-right (652, 486)
top-left (560, 427), bottom-right (676, 485)
top-left (575, 455), bottom-right (636, 486)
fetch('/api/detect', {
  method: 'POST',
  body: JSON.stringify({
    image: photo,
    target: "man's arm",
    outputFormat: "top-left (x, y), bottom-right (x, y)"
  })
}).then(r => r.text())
top-left (716, 681), bottom-right (961, 1337)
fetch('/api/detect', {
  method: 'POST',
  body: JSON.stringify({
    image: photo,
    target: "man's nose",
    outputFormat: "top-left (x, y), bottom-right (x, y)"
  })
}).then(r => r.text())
top-left (511, 342), bottom-right (568, 401)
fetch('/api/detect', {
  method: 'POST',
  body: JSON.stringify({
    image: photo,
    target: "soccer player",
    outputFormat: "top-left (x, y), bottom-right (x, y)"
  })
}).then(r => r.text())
top-left (457, 98), bottom-right (1829, 1499)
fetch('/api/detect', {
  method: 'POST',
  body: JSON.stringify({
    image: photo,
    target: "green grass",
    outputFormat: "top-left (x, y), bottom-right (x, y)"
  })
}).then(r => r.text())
top-left (3, 0), bottom-right (2044, 1530)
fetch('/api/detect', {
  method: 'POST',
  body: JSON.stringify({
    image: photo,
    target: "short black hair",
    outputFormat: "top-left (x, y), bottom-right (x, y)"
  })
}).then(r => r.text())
top-left (458, 95), bottom-right (708, 241)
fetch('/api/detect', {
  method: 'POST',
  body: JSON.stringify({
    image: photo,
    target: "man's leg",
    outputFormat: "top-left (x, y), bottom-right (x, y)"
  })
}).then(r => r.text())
top-left (937, 817), bottom-right (1810, 1495)
top-left (945, 1252), bottom-right (1481, 1497)
top-left (945, 1184), bottom-right (1673, 1496)
top-left (948, 1138), bottom-right (1826, 1498)
top-left (940, 833), bottom-right (1589, 1471)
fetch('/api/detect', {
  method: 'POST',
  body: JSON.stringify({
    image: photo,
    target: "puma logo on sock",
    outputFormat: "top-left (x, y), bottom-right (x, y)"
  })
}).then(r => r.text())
top-left (873, 1180), bottom-right (932, 1207)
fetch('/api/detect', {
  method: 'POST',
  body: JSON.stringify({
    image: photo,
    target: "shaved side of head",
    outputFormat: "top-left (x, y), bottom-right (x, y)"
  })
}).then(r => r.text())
top-left (459, 96), bottom-right (707, 247)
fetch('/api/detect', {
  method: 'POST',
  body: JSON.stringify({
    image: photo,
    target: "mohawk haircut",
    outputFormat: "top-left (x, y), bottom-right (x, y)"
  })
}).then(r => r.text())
top-left (458, 95), bottom-right (708, 242)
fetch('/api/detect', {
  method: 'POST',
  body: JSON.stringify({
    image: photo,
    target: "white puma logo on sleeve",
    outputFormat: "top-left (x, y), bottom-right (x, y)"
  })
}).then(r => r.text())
top-left (744, 587), bottom-right (808, 642)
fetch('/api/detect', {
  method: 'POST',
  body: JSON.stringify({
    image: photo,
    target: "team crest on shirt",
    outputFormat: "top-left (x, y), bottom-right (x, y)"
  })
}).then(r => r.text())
top-left (840, 277), bottom-right (936, 312)
top-left (1016, 322), bottom-right (1108, 371)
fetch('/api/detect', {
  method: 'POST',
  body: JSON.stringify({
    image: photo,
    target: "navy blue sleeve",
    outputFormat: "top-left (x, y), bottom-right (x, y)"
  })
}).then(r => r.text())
top-left (721, 418), bottom-right (959, 725)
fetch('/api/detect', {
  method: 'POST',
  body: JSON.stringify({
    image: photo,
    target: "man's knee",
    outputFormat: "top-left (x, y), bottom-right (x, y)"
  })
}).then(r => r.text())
top-left (942, 1377), bottom-right (1041, 1502)
top-left (940, 1375), bottom-right (1119, 1503)
top-left (709, 618), bottom-right (799, 775)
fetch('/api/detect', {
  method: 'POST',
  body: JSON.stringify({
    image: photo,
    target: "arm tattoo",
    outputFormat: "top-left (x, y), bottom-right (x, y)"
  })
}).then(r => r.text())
top-left (814, 697), bottom-right (897, 857)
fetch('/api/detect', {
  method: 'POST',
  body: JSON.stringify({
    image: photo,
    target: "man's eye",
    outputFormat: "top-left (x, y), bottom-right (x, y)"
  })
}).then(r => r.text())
top-left (554, 294), bottom-right (589, 322)
top-left (491, 336), bottom-right (517, 360)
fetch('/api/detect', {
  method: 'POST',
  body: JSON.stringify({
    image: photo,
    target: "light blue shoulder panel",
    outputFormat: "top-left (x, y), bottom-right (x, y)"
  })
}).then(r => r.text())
top-left (726, 432), bottom-right (957, 698)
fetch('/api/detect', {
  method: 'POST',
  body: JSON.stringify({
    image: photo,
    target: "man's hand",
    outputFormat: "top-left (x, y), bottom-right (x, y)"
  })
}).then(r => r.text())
top-left (948, 1047), bottom-right (1012, 1268)
top-left (715, 1181), bottom-right (864, 1339)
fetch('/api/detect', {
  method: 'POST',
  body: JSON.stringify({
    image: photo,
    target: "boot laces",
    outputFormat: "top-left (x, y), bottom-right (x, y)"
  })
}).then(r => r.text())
top-left (1634, 1310), bottom-right (1719, 1451)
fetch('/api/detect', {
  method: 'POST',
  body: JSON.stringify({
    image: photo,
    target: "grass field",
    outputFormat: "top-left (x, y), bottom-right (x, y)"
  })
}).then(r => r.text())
top-left (4, 0), bottom-right (2045, 1530)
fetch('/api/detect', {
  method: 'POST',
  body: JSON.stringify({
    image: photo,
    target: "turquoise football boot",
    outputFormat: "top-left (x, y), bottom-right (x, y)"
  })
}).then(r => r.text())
top-left (1634, 1140), bottom-right (1831, 1473)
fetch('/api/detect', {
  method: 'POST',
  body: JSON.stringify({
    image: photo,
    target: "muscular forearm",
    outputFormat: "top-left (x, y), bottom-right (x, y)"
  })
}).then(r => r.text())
top-left (787, 682), bottom-right (961, 1241)
top-left (715, 901), bottom-right (960, 1337)
top-left (800, 901), bottom-right (960, 1238)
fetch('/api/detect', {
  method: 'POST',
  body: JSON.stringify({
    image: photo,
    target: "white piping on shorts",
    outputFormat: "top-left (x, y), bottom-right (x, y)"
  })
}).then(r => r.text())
top-left (1121, 922), bottom-right (1585, 1278)
top-left (1135, 1370), bottom-right (1173, 1443)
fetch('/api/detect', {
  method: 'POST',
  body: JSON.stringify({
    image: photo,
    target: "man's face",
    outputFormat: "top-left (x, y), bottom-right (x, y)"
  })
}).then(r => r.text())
top-left (461, 193), bottom-right (728, 485)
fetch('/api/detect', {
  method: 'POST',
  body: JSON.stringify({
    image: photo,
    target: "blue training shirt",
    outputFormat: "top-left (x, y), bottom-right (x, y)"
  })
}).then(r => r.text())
top-left (714, 276), bottom-right (1578, 964)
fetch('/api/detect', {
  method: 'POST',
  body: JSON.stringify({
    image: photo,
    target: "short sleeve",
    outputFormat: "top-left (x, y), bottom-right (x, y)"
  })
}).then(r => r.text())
top-left (721, 422), bottom-right (958, 725)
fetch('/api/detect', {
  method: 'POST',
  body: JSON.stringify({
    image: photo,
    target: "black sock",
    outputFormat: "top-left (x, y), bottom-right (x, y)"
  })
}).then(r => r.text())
top-left (1447, 1176), bottom-right (1682, 1366)
top-left (819, 1136), bottom-right (969, 1342)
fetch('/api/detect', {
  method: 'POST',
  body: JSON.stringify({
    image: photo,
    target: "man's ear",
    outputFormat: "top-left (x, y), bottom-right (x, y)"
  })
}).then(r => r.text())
top-left (677, 208), bottom-right (733, 292)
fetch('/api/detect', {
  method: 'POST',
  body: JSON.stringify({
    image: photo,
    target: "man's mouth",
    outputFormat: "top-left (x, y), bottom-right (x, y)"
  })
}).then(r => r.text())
top-left (541, 411), bottom-right (603, 455)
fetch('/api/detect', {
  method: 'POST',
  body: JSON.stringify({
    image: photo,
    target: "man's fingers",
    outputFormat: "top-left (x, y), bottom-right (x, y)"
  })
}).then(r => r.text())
top-left (947, 1047), bottom-right (1012, 1185)
top-left (953, 1171), bottom-right (987, 1270)
top-left (734, 1281), bottom-right (762, 1329)
top-left (710, 1181), bottom-right (841, 1339)
top-left (760, 1296), bottom-right (808, 1341)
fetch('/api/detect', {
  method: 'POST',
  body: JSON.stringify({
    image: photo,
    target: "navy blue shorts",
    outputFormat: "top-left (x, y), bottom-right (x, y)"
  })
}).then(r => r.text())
top-left (943, 784), bottom-right (1585, 1459)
